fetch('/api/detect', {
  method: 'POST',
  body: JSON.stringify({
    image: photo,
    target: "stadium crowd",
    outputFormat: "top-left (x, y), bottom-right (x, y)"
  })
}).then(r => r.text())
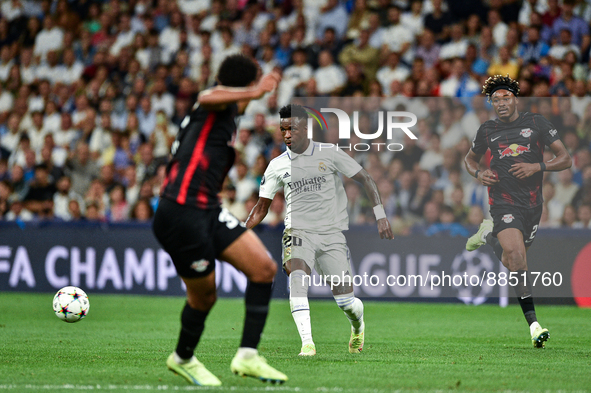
top-left (0, 0), bottom-right (590, 233)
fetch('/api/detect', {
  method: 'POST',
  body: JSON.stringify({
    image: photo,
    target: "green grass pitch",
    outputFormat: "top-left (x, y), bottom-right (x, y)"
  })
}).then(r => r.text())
top-left (1, 293), bottom-right (590, 392)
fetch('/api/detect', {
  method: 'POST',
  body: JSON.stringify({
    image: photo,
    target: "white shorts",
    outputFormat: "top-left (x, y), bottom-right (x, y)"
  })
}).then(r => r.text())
top-left (282, 228), bottom-right (351, 277)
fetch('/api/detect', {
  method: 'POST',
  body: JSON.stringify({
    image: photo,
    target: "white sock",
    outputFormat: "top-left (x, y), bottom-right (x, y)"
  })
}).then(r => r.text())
top-left (530, 321), bottom-right (541, 336)
top-left (173, 352), bottom-right (194, 364)
top-left (334, 293), bottom-right (364, 334)
top-left (236, 347), bottom-right (258, 360)
top-left (289, 270), bottom-right (313, 345)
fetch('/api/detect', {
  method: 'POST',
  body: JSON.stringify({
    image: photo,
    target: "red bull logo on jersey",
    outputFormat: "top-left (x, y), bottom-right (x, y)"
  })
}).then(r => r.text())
top-left (498, 143), bottom-right (530, 159)
top-left (520, 128), bottom-right (533, 137)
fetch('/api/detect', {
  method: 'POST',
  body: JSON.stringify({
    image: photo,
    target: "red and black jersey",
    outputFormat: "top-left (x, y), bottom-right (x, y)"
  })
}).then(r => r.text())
top-left (471, 112), bottom-right (561, 208)
top-left (161, 103), bottom-right (238, 209)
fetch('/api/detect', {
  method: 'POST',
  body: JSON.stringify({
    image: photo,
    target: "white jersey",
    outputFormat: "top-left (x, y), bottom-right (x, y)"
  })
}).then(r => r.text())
top-left (259, 141), bottom-right (362, 233)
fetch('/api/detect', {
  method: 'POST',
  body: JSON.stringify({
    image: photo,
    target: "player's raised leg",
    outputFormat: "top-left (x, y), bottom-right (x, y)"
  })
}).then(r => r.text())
top-left (221, 230), bottom-right (288, 383)
top-left (497, 228), bottom-right (549, 348)
top-left (285, 256), bottom-right (315, 356)
top-left (467, 217), bottom-right (511, 267)
top-left (166, 273), bottom-right (222, 386)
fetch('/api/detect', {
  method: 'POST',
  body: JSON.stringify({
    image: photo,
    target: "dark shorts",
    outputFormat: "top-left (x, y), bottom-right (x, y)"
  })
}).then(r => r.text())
top-left (490, 204), bottom-right (543, 247)
top-left (152, 198), bottom-right (247, 278)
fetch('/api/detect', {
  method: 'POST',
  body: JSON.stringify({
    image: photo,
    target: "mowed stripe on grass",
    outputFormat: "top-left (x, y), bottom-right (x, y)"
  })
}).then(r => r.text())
top-left (1, 294), bottom-right (590, 392)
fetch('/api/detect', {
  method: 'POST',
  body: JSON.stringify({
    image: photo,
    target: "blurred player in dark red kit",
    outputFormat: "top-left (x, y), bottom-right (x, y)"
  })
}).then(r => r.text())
top-left (464, 75), bottom-right (572, 348)
top-left (153, 54), bottom-right (286, 385)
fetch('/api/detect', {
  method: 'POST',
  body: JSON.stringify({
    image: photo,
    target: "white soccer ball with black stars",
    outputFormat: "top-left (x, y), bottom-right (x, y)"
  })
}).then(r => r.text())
top-left (52, 286), bottom-right (90, 323)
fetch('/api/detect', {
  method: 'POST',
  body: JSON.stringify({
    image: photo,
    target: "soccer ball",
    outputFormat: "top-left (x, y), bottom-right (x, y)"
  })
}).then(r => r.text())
top-left (53, 286), bottom-right (90, 323)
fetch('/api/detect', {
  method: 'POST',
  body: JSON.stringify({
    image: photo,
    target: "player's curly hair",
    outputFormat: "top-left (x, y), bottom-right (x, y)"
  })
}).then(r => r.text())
top-left (216, 54), bottom-right (259, 87)
top-left (482, 74), bottom-right (520, 102)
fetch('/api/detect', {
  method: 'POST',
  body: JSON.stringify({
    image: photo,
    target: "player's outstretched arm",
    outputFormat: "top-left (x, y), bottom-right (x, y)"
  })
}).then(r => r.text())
top-left (465, 149), bottom-right (499, 186)
top-left (351, 169), bottom-right (394, 240)
top-left (198, 72), bottom-right (281, 108)
top-left (245, 197), bottom-right (273, 229)
top-left (508, 140), bottom-right (572, 179)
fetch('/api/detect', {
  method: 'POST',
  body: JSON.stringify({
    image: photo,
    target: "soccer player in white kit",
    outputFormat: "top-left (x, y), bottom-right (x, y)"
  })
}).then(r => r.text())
top-left (246, 104), bottom-right (394, 356)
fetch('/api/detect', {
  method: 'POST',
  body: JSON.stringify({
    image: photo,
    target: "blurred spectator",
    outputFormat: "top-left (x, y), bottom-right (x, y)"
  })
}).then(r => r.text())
top-left (415, 29), bottom-right (440, 69)
top-left (449, 186), bottom-right (469, 223)
top-left (1, 113), bottom-right (21, 154)
top-left (5, 196), bottom-right (34, 221)
top-left (0, 46), bottom-right (13, 84)
top-left (34, 16), bottom-right (64, 61)
top-left (560, 204), bottom-right (578, 227)
top-left (339, 29), bottom-right (379, 81)
top-left (549, 29), bottom-right (581, 61)
top-left (110, 13), bottom-right (136, 57)
top-left (572, 201), bottom-right (591, 228)
top-left (439, 23), bottom-right (468, 60)
top-left (53, 175), bottom-right (84, 221)
top-left (67, 199), bottom-right (84, 221)
top-left (340, 63), bottom-right (366, 96)
top-left (488, 9), bottom-right (508, 47)
top-left (422, 200), bottom-right (441, 227)
top-left (316, 0), bottom-right (349, 41)
top-left (279, 49), bottom-right (313, 106)
top-left (381, 6), bottom-right (413, 56)
top-left (419, 132), bottom-right (443, 172)
top-left (309, 27), bottom-right (342, 68)
top-left (150, 78), bottom-right (174, 118)
top-left (232, 160), bottom-right (258, 203)
top-left (65, 142), bottom-right (100, 196)
top-left (518, 26), bottom-right (550, 65)
top-left (550, 0), bottom-right (590, 54)
top-left (425, 205), bottom-right (470, 237)
top-left (159, 10), bottom-right (182, 63)
top-left (150, 111), bottom-right (177, 158)
top-left (554, 168), bottom-right (580, 205)
top-left (135, 142), bottom-right (158, 184)
top-left (221, 182), bottom-right (247, 221)
top-left (105, 184), bottom-right (129, 222)
top-left (28, 110), bottom-right (47, 154)
top-left (23, 164), bottom-right (55, 219)
top-left (439, 58), bottom-right (480, 98)
top-left (543, 181), bottom-right (564, 226)
top-left (130, 197), bottom-right (154, 221)
top-left (376, 52), bottom-right (409, 96)
top-left (84, 201), bottom-right (103, 221)
top-left (137, 95), bottom-right (156, 138)
top-left (488, 46), bottom-right (520, 78)
top-left (262, 194), bottom-right (286, 227)
top-left (409, 170), bottom-right (433, 218)
top-left (466, 205), bottom-right (485, 226)
top-left (423, 0), bottom-right (453, 42)
top-left (314, 51), bottom-right (346, 95)
top-left (402, 0), bottom-right (424, 37)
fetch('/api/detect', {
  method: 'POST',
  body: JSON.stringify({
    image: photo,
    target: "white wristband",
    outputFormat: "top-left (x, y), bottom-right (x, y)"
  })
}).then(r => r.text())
top-left (373, 204), bottom-right (386, 220)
